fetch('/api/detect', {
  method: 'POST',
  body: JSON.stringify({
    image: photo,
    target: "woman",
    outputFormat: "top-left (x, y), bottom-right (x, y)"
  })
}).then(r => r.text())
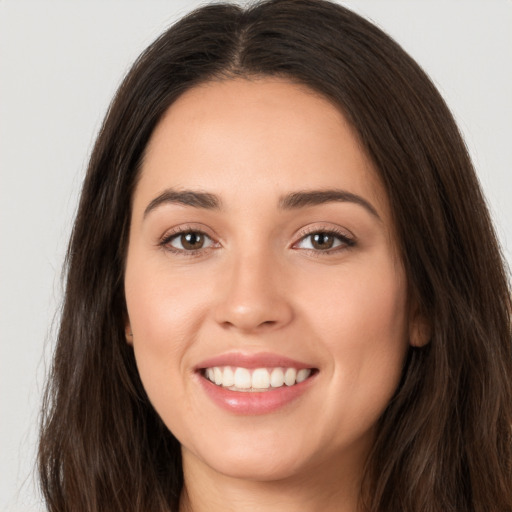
top-left (38, 0), bottom-right (512, 510)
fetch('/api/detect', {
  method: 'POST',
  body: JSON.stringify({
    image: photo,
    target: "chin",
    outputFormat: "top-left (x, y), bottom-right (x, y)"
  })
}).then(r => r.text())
top-left (182, 429), bottom-right (314, 482)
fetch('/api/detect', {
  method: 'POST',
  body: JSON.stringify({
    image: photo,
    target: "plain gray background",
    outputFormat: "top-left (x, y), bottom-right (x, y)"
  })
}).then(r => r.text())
top-left (1, 1), bottom-right (511, 510)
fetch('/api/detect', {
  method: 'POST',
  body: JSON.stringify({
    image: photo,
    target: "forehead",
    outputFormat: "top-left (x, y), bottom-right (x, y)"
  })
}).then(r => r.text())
top-left (137, 78), bottom-right (389, 220)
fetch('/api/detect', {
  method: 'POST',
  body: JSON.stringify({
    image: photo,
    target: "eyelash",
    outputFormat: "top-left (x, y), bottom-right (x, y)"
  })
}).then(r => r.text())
top-left (292, 226), bottom-right (356, 255)
top-left (159, 225), bottom-right (218, 257)
top-left (159, 226), bottom-right (356, 256)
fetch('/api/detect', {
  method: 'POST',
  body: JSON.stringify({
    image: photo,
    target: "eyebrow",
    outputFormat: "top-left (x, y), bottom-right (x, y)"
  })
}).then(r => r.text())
top-left (279, 189), bottom-right (380, 219)
top-left (143, 187), bottom-right (380, 220)
top-left (143, 189), bottom-right (222, 218)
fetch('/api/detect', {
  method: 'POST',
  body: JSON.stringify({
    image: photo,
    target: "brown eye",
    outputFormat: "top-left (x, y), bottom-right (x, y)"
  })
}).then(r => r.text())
top-left (295, 230), bottom-right (354, 252)
top-left (311, 233), bottom-right (335, 250)
top-left (166, 231), bottom-right (214, 251)
top-left (181, 232), bottom-right (205, 250)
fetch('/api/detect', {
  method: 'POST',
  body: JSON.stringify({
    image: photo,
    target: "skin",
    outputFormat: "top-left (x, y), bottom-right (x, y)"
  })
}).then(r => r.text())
top-left (124, 78), bottom-right (427, 512)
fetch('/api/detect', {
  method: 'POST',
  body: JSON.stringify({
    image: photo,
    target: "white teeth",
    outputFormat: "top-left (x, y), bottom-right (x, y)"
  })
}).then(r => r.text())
top-left (284, 368), bottom-right (297, 386)
top-left (252, 368), bottom-right (270, 389)
top-left (233, 367), bottom-right (251, 389)
top-left (223, 366), bottom-right (235, 387)
top-left (270, 368), bottom-right (285, 387)
top-left (214, 367), bottom-right (223, 386)
top-left (296, 368), bottom-right (311, 383)
top-left (203, 366), bottom-right (313, 391)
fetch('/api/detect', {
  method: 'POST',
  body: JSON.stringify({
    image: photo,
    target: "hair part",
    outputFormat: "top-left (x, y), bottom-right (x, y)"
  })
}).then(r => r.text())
top-left (39, 1), bottom-right (512, 511)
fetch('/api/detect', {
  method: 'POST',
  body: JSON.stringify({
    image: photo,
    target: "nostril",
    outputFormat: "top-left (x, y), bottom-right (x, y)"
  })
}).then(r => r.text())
top-left (213, 274), bottom-right (294, 332)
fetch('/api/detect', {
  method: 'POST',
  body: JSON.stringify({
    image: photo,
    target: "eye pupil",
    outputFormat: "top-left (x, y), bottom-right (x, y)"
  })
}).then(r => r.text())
top-left (312, 233), bottom-right (334, 250)
top-left (181, 232), bottom-right (204, 250)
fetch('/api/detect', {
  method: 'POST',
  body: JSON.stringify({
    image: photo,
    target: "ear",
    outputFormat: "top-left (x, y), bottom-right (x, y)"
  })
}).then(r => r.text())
top-left (125, 318), bottom-right (134, 345)
top-left (408, 302), bottom-right (431, 348)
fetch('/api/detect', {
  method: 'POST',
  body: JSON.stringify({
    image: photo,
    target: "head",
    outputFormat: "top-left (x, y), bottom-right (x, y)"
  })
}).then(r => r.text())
top-left (39, 1), bottom-right (512, 511)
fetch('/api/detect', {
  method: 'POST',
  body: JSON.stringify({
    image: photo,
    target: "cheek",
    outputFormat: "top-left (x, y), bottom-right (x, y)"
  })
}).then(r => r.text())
top-left (125, 253), bottom-right (211, 349)
top-left (303, 257), bottom-right (409, 422)
top-left (303, 253), bottom-right (408, 340)
top-left (123, 254), bottom-right (209, 410)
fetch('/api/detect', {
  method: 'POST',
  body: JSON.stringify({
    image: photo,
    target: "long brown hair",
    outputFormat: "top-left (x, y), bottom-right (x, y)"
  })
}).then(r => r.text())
top-left (38, 1), bottom-right (512, 510)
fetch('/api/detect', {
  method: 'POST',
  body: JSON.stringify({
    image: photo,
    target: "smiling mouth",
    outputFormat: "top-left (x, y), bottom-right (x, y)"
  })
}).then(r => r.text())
top-left (201, 366), bottom-right (316, 392)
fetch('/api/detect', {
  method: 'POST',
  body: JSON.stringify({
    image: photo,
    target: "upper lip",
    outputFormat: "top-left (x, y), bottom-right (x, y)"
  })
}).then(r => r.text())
top-left (195, 352), bottom-right (316, 370)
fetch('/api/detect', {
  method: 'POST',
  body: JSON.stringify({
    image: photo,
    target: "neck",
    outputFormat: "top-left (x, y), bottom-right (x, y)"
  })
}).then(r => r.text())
top-left (179, 447), bottom-right (366, 512)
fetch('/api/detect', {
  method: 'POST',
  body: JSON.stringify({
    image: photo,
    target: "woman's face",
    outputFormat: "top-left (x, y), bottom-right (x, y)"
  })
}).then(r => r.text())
top-left (124, 78), bottom-right (422, 483)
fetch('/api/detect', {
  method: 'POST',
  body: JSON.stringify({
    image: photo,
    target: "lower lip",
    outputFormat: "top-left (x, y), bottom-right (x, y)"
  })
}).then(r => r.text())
top-left (197, 372), bottom-right (316, 415)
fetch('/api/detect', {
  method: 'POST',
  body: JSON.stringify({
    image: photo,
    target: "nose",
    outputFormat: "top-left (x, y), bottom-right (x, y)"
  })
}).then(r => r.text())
top-left (213, 249), bottom-right (294, 333)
